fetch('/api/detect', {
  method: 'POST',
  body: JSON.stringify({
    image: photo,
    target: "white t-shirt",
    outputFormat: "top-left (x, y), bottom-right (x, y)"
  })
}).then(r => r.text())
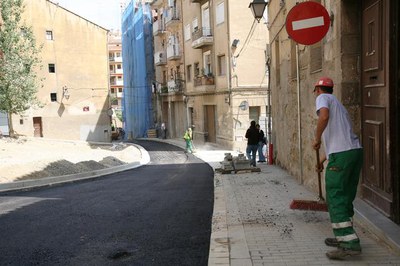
top-left (316, 93), bottom-right (361, 158)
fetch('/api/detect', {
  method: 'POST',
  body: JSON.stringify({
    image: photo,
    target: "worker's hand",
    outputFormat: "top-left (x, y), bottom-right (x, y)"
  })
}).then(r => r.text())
top-left (312, 139), bottom-right (321, 150)
top-left (315, 161), bottom-right (324, 173)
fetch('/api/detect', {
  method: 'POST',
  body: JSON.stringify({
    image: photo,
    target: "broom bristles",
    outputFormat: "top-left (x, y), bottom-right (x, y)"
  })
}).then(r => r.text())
top-left (290, 199), bottom-right (328, 212)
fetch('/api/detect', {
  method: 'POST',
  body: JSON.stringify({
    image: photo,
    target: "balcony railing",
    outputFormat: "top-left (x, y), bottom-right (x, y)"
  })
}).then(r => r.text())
top-left (110, 80), bottom-right (123, 86)
top-left (191, 27), bottom-right (213, 49)
top-left (153, 19), bottom-right (165, 36)
top-left (154, 51), bottom-right (167, 65)
top-left (167, 79), bottom-right (185, 93)
top-left (194, 75), bottom-right (215, 87)
top-left (109, 56), bottom-right (122, 63)
top-left (165, 7), bottom-right (180, 26)
top-left (166, 44), bottom-right (181, 60)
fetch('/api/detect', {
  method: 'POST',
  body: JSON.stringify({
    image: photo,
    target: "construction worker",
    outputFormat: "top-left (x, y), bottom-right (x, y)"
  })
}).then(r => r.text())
top-left (312, 77), bottom-right (363, 260)
top-left (183, 127), bottom-right (194, 153)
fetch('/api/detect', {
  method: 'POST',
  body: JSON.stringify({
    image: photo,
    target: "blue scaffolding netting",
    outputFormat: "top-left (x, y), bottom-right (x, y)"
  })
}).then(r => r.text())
top-left (122, 0), bottom-right (154, 139)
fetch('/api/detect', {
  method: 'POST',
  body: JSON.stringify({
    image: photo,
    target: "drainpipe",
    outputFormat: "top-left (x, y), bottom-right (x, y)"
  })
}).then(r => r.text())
top-left (267, 60), bottom-right (273, 165)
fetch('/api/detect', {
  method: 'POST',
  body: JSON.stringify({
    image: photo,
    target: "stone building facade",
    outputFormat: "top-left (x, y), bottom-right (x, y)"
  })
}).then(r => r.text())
top-left (151, 0), bottom-right (269, 151)
top-left (268, 0), bottom-right (399, 224)
top-left (13, 0), bottom-right (111, 142)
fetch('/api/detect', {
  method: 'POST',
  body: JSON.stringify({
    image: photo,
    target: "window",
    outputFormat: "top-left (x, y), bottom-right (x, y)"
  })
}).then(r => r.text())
top-left (117, 64), bottom-right (122, 69)
top-left (46, 30), bottom-right (53, 40)
top-left (50, 93), bottom-right (57, 102)
top-left (116, 52), bottom-right (121, 57)
top-left (216, 2), bottom-right (225, 25)
top-left (48, 64), bottom-right (55, 73)
top-left (310, 42), bottom-right (323, 73)
top-left (218, 55), bottom-right (226, 76)
top-left (192, 18), bottom-right (198, 32)
top-left (249, 106), bottom-right (260, 123)
top-left (203, 51), bottom-right (212, 75)
top-left (118, 88), bottom-right (123, 93)
top-left (194, 62), bottom-right (200, 77)
top-left (184, 24), bottom-right (191, 41)
top-left (186, 64), bottom-right (192, 81)
top-left (162, 70), bottom-right (167, 84)
top-left (111, 88), bottom-right (115, 93)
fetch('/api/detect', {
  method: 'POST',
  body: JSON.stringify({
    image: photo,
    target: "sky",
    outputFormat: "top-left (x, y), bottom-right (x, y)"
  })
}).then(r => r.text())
top-left (51, 0), bottom-right (129, 30)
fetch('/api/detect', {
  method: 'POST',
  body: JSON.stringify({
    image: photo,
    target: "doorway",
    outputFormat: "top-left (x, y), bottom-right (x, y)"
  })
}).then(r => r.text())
top-left (361, 0), bottom-right (399, 223)
top-left (204, 105), bottom-right (216, 143)
top-left (33, 117), bottom-right (43, 137)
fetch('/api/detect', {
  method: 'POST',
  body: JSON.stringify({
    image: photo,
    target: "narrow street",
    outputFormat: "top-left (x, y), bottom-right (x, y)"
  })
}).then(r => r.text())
top-left (0, 140), bottom-right (214, 265)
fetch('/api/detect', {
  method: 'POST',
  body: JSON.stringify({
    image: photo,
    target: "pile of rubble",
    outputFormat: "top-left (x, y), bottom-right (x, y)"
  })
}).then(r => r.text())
top-left (218, 153), bottom-right (260, 174)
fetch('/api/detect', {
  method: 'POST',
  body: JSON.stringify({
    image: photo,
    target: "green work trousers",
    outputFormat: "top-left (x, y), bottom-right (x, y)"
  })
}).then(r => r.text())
top-left (185, 139), bottom-right (193, 153)
top-left (325, 148), bottom-right (363, 250)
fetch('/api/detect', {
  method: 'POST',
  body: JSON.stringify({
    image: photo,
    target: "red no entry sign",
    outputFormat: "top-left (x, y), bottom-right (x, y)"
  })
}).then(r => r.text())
top-left (286, 1), bottom-right (330, 45)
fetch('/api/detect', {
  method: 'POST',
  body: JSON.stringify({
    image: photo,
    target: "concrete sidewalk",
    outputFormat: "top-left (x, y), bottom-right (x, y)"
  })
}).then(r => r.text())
top-left (158, 138), bottom-right (400, 265)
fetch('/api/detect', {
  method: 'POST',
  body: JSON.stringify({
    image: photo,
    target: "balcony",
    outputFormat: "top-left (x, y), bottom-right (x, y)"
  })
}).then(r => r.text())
top-left (191, 27), bottom-right (213, 49)
top-left (110, 69), bottom-right (123, 75)
top-left (154, 51), bottom-right (167, 66)
top-left (153, 19), bottom-right (165, 36)
top-left (110, 80), bottom-right (124, 86)
top-left (165, 7), bottom-right (180, 27)
top-left (194, 75), bottom-right (215, 88)
top-left (166, 43), bottom-right (181, 60)
top-left (109, 56), bottom-right (122, 63)
top-left (167, 79), bottom-right (185, 93)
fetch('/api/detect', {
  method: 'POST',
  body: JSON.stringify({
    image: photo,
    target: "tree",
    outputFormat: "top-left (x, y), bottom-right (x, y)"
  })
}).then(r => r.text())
top-left (0, 0), bottom-right (42, 137)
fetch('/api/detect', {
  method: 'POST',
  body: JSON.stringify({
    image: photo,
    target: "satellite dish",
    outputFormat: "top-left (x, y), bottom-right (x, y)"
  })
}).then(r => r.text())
top-left (239, 101), bottom-right (249, 111)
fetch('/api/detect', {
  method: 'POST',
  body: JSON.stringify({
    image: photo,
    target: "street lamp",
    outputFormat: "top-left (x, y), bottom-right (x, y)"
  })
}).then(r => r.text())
top-left (248, 0), bottom-right (267, 23)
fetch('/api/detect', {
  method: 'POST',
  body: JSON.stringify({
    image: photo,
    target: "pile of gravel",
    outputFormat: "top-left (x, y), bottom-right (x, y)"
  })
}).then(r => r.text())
top-left (16, 157), bottom-right (126, 181)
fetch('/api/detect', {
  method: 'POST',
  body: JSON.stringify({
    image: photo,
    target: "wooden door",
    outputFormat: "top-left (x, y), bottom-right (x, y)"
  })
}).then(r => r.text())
top-left (361, 0), bottom-right (392, 216)
top-left (33, 117), bottom-right (43, 137)
top-left (204, 105), bottom-right (216, 143)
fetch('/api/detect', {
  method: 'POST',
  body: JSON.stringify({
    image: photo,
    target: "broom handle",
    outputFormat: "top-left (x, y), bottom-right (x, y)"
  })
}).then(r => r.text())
top-left (316, 149), bottom-right (324, 200)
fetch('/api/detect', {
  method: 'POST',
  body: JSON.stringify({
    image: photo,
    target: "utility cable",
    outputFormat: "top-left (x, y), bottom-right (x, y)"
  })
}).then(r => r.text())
top-left (234, 19), bottom-right (257, 58)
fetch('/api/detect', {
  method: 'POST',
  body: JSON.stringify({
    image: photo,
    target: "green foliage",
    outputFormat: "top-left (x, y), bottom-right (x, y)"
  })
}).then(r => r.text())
top-left (0, 0), bottom-right (43, 134)
top-left (115, 109), bottom-right (124, 122)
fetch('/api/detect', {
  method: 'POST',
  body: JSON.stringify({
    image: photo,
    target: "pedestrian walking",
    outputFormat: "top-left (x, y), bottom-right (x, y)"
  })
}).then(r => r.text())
top-left (312, 77), bottom-right (363, 260)
top-left (183, 127), bottom-right (194, 153)
top-left (245, 121), bottom-right (259, 167)
top-left (256, 124), bottom-right (266, 163)
top-left (161, 122), bottom-right (167, 139)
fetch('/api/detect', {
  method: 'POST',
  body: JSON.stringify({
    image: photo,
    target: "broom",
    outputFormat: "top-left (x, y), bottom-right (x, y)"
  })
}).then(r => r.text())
top-left (289, 149), bottom-right (328, 212)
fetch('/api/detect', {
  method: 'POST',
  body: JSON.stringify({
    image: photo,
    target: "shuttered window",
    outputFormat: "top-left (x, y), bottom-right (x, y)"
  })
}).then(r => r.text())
top-left (310, 42), bottom-right (322, 73)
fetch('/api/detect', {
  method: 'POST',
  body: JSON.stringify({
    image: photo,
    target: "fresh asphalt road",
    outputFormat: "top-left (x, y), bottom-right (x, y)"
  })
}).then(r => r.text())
top-left (0, 140), bottom-right (214, 265)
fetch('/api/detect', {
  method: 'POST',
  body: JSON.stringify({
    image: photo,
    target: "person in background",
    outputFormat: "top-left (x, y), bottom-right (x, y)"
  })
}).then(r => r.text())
top-left (312, 77), bottom-right (363, 260)
top-left (161, 122), bottom-right (167, 139)
top-left (245, 121), bottom-right (259, 167)
top-left (183, 127), bottom-right (194, 153)
top-left (256, 124), bottom-right (266, 163)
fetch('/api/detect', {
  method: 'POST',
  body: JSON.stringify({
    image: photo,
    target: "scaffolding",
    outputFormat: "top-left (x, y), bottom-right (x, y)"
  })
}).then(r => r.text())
top-left (121, 0), bottom-right (154, 139)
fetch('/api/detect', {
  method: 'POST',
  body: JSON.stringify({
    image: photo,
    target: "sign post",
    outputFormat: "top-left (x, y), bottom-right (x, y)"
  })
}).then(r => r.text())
top-left (285, 2), bottom-right (330, 180)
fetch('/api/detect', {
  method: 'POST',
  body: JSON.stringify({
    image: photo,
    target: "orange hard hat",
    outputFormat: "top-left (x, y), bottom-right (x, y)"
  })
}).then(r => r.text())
top-left (315, 77), bottom-right (334, 88)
